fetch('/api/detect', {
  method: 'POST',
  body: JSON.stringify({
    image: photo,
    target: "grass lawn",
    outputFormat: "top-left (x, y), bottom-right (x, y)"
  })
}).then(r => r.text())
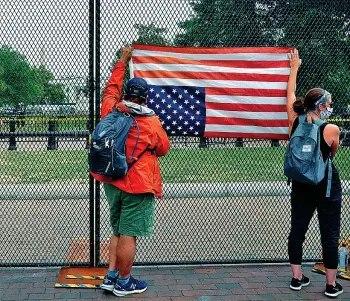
top-left (1, 146), bottom-right (350, 184)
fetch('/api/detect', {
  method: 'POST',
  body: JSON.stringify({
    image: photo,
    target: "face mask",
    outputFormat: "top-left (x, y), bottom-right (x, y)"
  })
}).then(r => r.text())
top-left (320, 107), bottom-right (333, 120)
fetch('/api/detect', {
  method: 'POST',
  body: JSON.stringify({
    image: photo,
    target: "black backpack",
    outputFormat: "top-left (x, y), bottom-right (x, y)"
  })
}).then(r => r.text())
top-left (88, 109), bottom-right (141, 178)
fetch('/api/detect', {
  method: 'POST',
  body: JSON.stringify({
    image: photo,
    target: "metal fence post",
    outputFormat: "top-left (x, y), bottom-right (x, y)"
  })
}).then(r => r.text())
top-left (342, 134), bottom-right (350, 147)
top-left (8, 120), bottom-right (17, 151)
top-left (271, 139), bottom-right (280, 147)
top-left (95, 0), bottom-right (101, 267)
top-left (235, 138), bottom-right (244, 147)
top-left (47, 119), bottom-right (58, 150)
top-left (199, 137), bottom-right (208, 148)
top-left (88, 0), bottom-right (95, 268)
top-left (86, 120), bottom-right (90, 149)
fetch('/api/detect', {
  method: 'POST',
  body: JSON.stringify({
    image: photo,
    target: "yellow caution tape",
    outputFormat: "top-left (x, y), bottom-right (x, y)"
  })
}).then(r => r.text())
top-left (1, 117), bottom-right (89, 122)
top-left (66, 274), bottom-right (104, 280)
top-left (55, 283), bottom-right (101, 289)
top-left (329, 118), bottom-right (350, 122)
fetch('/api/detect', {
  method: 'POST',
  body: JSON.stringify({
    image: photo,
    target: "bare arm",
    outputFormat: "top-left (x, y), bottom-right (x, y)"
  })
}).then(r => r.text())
top-left (286, 49), bottom-right (302, 131)
top-left (324, 124), bottom-right (340, 158)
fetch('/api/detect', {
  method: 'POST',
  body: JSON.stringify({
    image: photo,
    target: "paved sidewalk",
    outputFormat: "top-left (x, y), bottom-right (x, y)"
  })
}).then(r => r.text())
top-left (1, 264), bottom-right (350, 301)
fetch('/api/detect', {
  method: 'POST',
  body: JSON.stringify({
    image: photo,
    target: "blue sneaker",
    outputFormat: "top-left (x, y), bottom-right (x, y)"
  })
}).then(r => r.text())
top-left (100, 274), bottom-right (117, 291)
top-left (113, 276), bottom-right (147, 297)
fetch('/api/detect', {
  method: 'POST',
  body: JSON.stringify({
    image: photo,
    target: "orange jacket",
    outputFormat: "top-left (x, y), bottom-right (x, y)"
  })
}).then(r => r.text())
top-left (91, 61), bottom-right (170, 198)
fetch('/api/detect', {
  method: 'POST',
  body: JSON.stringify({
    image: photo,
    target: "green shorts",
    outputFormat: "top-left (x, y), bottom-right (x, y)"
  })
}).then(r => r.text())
top-left (104, 184), bottom-right (155, 237)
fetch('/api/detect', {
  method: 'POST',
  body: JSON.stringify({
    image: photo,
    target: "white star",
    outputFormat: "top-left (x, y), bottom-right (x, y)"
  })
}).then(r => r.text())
top-left (184, 89), bottom-right (188, 94)
top-left (177, 126), bottom-right (182, 130)
top-left (172, 89), bottom-right (177, 94)
top-left (190, 105), bottom-right (195, 110)
top-left (166, 115), bottom-right (171, 120)
top-left (184, 100), bottom-right (189, 104)
top-left (189, 126), bottom-right (193, 130)
top-left (184, 121), bottom-right (189, 125)
top-left (171, 131), bottom-right (176, 134)
top-left (190, 116), bottom-right (195, 120)
top-left (150, 88), bottom-right (154, 92)
top-left (179, 105), bottom-right (183, 109)
top-left (161, 99), bottom-right (166, 103)
top-left (156, 93), bottom-right (160, 98)
top-left (167, 94), bottom-right (171, 99)
top-left (195, 90), bottom-right (200, 95)
top-left (178, 94), bottom-right (183, 99)
top-left (155, 104), bottom-right (160, 109)
top-left (161, 121), bottom-right (164, 125)
top-left (166, 126), bottom-right (170, 130)
top-left (184, 110), bottom-right (189, 115)
top-left (194, 131), bottom-right (199, 135)
top-left (178, 116), bottom-right (183, 120)
top-left (172, 121), bottom-right (177, 125)
top-left (196, 121), bottom-right (200, 126)
top-left (190, 95), bottom-right (194, 99)
top-left (161, 89), bottom-right (165, 93)
top-left (196, 100), bottom-right (200, 104)
top-left (183, 131), bottom-right (187, 135)
top-left (196, 110), bottom-right (200, 115)
top-left (173, 110), bottom-right (178, 114)
top-left (161, 109), bottom-right (165, 114)
top-left (149, 99), bottom-right (154, 104)
top-left (173, 99), bottom-right (177, 104)
top-left (167, 104), bottom-right (172, 109)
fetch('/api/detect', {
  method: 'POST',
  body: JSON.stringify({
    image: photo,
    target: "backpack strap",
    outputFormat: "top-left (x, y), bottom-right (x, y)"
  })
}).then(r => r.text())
top-left (298, 114), bottom-right (307, 124)
top-left (325, 154), bottom-right (332, 198)
top-left (313, 118), bottom-right (332, 197)
top-left (127, 147), bottom-right (152, 170)
top-left (128, 115), bottom-right (140, 161)
top-left (314, 118), bottom-right (325, 127)
top-left (127, 115), bottom-right (155, 170)
top-left (315, 118), bottom-right (332, 197)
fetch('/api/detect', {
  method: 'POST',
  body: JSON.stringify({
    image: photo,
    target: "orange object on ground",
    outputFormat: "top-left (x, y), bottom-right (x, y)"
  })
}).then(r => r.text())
top-left (55, 267), bottom-right (108, 289)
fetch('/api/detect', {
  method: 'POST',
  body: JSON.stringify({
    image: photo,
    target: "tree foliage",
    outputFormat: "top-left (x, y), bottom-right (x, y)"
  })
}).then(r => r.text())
top-left (0, 46), bottom-right (42, 107)
top-left (35, 65), bottom-right (66, 105)
top-left (174, 0), bottom-right (350, 109)
top-left (0, 45), bottom-right (66, 107)
top-left (109, 22), bottom-right (169, 93)
top-left (261, 0), bottom-right (350, 107)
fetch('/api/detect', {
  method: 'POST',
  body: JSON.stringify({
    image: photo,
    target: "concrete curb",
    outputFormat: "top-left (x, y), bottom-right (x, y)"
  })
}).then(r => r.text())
top-left (1, 181), bottom-right (349, 200)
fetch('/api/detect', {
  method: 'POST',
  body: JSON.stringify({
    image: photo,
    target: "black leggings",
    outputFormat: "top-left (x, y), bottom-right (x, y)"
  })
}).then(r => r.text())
top-left (288, 181), bottom-right (342, 269)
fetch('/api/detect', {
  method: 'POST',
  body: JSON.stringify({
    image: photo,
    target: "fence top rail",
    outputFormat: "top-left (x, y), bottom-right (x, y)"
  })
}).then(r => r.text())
top-left (0, 131), bottom-right (90, 138)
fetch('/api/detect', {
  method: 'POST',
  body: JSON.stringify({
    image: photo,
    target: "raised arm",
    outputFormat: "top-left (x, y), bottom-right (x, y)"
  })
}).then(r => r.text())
top-left (100, 47), bottom-right (133, 119)
top-left (286, 49), bottom-right (302, 130)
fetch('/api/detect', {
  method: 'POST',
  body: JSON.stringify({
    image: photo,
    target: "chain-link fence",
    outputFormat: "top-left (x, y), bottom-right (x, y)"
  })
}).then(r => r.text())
top-left (0, 0), bottom-right (349, 266)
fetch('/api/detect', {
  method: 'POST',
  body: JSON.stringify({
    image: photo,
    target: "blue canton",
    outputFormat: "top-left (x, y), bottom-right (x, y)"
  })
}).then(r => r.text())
top-left (147, 85), bottom-right (206, 136)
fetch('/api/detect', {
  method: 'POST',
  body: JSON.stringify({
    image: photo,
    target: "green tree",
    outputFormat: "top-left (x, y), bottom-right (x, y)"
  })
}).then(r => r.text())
top-left (133, 23), bottom-right (168, 46)
top-left (0, 45), bottom-right (42, 107)
top-left (0, 46), bottom-right (66, 107)
top-left (109, 22), bottom-right (169, 92)
top-left (174, 0), bottom-right (270, 47)
top-left (260, 0), bottom-right (350, 109)
top-left (175, 0), bottom-right (350, 111)
top-left (35, 65), bottom-right (66, 104)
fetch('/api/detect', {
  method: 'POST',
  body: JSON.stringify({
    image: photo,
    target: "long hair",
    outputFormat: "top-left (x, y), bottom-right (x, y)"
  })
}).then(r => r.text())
top-left (293, 88), bottom-right (325, 114)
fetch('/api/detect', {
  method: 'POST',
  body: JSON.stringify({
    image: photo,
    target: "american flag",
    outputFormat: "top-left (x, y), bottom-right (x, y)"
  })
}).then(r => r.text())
top-left (130, 44), bottom-right (292, 139)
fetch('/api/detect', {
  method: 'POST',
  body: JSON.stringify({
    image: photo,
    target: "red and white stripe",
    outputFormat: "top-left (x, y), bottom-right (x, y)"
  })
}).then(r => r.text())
top-left (130, 44), bottom-right (292, 139)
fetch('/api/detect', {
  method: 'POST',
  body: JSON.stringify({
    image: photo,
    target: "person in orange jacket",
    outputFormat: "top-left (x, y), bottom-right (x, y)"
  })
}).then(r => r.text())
top-left (96, 47), bottom-right (170, 297)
